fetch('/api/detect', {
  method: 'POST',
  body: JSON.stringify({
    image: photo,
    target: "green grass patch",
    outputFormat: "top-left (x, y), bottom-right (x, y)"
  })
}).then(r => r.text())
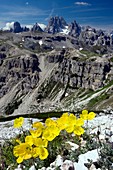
top-left (103, 80), bottom-right (113, 89)
top-left (78, 89), bottom-right (94, 99)
top-left (109, 57), bottom-right (113, 62)
top-left (80, 50), bottom-right (99, 58)
top-left (87, 93), bottom-right (110, 108)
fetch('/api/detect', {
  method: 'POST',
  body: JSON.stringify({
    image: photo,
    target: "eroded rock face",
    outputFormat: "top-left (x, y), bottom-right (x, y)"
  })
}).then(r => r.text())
top-left (0, 47), bottom-right (113, 114)
top-left (46, 57), bottom-right (111, 91)
top-left (0, 54), bottom-right (40, 98)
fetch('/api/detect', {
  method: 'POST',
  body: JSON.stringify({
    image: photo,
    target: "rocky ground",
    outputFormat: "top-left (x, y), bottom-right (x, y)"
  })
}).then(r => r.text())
top-left (0, 111), bottom-right (113, 170)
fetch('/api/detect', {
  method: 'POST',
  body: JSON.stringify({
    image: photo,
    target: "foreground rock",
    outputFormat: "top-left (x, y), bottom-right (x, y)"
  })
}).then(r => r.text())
top-left (0, 112), bottom-right (113, 170)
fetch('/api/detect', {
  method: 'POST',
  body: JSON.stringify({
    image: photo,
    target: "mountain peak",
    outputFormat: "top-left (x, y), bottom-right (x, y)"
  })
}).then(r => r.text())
top-left (31, 23), bottom-right (43, 32)
top-left (45, 16), bottom-right (68, 34)
top-left (12, 21), bottom-right (22, 33)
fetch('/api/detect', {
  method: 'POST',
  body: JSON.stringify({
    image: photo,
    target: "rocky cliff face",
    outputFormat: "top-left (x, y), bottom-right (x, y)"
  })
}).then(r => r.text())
top-left (0, 54), bottom-right (40, 98)
top-left (0, 31), bottom-right (113, 115)
top-left (53, 58), bottom-right (110, 90)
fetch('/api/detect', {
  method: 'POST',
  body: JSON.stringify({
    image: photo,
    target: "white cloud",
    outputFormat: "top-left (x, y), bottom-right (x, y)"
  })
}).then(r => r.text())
top-left (2, 22), bottom-right (46, 31)
top-left (75, 2), bottom-right (91, 6)
top-left (22, 24), bottom-right (33, 30)
top-left (3, 22), bottom-right (14, 30)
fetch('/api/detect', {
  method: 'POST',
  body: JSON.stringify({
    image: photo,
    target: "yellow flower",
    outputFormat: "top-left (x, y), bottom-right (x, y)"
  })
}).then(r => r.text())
top-left (39, 147), bottom-right (48, 160)
top-left (30, 128), bottom-right (43, 138)
top-left (45, 118), bottom-right (57, 127)
top-left (42, 125), bottom-right (60, 141)
top-left (32, 147), bottom-right (40, 158)
top-left (13, 143), bottom-right (32, 163)
top-left (14, 117), bottom-right (24, 128)
top-left (16, 157), bottom-right (23, 164)
top-left (25, 135), bottom-right (34, 146)
top-left (33, 138), bottom-right (48, 147)
top-left (76, 118), bottom-right (84, 126)
top-left (68, 113), bottom-right (77, 125)
top-left (15, 139), bottom-right (21, 144)
top-left (42, 129), bottom-right (56, 141)
top-left (65, 125), bottom-right (74, 133)
top-left (32, 138), bottom-right (49, 159)
top-left (87, 112), bottom-right (96, 120)
top-left (57, 113), bottom-right (77, 133)
top-left (32, 122), bottom-right (44, 129)
top-left (82, 110), bottom-right (88, 115)
top-left (57, 117), bottom-right (66, 130)
top-left (80, 110), bottom-right (96, 120)
top-left (30, 122), bottom-right (44, 138)
top-left (60, 112), bottom-right (69, 122)
top-left (57, 112), bottom-right (69, 130)
top-left (73, 126), bottom-right (84, 136)
top-left (32, 147), bottom-right (48, 160)
top-left (80, 110), bottom-right (88, 120)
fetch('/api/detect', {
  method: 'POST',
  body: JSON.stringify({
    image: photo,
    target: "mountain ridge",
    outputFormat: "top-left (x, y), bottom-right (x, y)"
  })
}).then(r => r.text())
top-left (2, 16), bottom-right (113, 49)
top-left (0, 16), bottom-right (113, 116)
top-left (2, 16), bottom-right (113, 34)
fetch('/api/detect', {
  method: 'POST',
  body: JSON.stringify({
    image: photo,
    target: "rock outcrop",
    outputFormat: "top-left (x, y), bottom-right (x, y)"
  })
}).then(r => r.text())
top-left (45, 16), bottom-right (68, 34)
top-left (0, 54), bottom-right (40, 98)
top-left (31, 23), bottom-right (43, 32)
top-left (79, 26), bottom-right (113, 47)
top-left (68, 20), bottom-right (81, 37)
top-left (53, 57), bottom-right (110, 90)
top-left (10, 22), bottom-right (23, 33)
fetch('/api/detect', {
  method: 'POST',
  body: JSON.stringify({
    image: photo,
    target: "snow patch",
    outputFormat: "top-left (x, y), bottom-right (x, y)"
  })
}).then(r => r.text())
top-left (24, 24), bottom-right (33, 30)
top-left (60, 26), bottom-right (69, 35)
top-left (62, 46), bottom-right (66, 48)
top-left (39, 40), bottom-right (43, 45)
top-left (38, 23), bottom-right (46, 31)
top-left (79, 47), bottom-right (83, 51)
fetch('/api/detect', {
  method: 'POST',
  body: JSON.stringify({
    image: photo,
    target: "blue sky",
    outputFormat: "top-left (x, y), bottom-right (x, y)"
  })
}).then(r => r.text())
top-left (0, 0), bottom-right (113, 30)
